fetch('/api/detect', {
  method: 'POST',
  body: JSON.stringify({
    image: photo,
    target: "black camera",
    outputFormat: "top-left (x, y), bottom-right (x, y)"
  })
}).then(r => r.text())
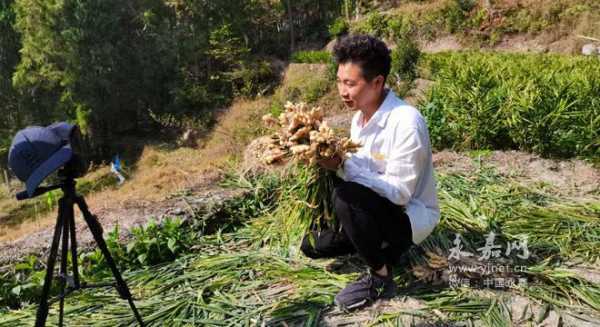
top-left (55, 124), bottom-right (89, 180)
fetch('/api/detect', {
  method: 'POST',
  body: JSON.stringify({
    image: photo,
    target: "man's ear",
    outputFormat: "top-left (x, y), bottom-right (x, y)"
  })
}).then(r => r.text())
top-left (373, 75), bottom-right (385, 89)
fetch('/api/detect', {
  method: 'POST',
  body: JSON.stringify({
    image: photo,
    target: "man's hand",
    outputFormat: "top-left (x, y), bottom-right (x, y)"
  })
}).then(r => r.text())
top-left (317, 155), bottom-right (342, 171)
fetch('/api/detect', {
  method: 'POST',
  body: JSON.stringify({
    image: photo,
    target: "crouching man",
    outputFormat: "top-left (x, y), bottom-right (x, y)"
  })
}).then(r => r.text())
top-left (301, 34), bottom-right (440, 311)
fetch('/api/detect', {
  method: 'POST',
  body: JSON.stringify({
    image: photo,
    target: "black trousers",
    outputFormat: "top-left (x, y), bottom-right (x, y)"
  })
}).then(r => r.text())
top-left (301, 177), bottom-right (414, 271)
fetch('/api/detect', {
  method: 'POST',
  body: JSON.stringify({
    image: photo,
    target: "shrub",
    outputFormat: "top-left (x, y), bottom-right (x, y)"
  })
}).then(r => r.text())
top-left (328, 17), bottom-right (348, 38)
top-left (350, 11), bottom-right (389, 37)
top-left (390, 36), bottom-right (421, 81)
top-left (290, 50), bottom-right (332, 64)
top-left (229, 60), bottom-right (276, 97)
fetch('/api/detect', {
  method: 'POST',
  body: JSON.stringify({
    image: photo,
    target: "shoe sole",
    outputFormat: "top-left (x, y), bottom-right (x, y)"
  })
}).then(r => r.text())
top-left (334, 291), bottom-right (396, 312)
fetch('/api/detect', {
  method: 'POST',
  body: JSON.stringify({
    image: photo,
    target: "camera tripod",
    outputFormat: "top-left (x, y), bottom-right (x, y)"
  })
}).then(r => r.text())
top-left (17, 178), bottom-right (145, 326)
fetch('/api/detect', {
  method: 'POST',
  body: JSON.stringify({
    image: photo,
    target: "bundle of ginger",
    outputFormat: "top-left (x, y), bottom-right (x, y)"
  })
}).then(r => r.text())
top-left (261, 102), bottom-right (360, 165)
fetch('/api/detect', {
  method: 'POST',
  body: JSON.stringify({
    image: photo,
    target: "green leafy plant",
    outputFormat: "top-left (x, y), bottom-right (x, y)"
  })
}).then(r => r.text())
top-left (420, 52), bottom-right (600, 159)
top-left (121, 217), bottom-right (195, 267)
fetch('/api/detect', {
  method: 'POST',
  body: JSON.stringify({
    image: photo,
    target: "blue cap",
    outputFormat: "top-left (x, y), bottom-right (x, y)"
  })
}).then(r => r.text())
top-left (47, 122), bottom-right (76, 141)
top-left (8, 125), bottom-right (73, 197)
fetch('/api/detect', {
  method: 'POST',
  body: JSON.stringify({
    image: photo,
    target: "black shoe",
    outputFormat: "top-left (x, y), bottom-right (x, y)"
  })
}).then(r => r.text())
top-left (334, 267), bottom-right (397, 311)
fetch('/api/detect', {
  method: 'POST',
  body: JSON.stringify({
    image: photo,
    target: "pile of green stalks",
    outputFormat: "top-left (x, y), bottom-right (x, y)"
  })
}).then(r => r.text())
top-left (1, 161), bottom-right (599, 326)
top-left (0, 247), bottom-right (350, 326)
top-left (244, 164), bottom-right (337, 256)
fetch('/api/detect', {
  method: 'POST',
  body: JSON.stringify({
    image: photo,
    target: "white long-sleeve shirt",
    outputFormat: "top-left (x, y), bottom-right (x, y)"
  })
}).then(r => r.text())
top-left (336, 89), bottom-right (440, 245)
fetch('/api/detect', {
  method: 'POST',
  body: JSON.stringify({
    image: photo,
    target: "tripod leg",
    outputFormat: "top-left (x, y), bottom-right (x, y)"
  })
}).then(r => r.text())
top-left (68, 206), bottom-right (80, 288)
top-left (58, 197), bottom-right (73, 327)
top-left (75, 195), bottom-right (145, 326)
top-left (35, 198), bottom-right (66, 327)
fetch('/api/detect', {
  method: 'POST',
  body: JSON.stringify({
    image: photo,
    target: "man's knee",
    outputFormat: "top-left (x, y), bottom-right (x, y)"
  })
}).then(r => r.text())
top-left (333, 181), bottom-right (367, 208)
top-left (300, 229), bottom-right (355, 259)
top-left (300, 232), bottom-right (322, 259)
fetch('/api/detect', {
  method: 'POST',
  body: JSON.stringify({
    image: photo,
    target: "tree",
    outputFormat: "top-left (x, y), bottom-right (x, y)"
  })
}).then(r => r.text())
top-left (0, 0), bottom-right (22, 167)
top-left (13, 0), bottom-right (169, 156)
top-left (6, 0), bottom-right (344, 161)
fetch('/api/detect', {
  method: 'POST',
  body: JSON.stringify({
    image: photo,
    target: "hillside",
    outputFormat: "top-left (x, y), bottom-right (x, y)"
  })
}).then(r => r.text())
top-left (341, 0), bottom-right (600, 54)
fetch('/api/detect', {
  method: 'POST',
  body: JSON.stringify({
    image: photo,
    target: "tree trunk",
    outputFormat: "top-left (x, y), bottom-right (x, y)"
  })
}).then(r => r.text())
top-left (3, 169), bottom-right (10, 193)
top-left (286, 0), bottom-right (295, 53)
top-left (345, 0), bottom-right (350, 22)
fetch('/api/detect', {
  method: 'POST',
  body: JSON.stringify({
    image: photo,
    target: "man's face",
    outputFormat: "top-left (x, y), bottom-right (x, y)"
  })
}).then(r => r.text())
top-left (336, 62), bottom-right (383, 111)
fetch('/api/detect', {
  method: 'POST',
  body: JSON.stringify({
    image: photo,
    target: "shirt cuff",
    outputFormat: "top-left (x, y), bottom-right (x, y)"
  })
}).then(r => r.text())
top-left (338, 156), bottom-right (365, 183)
top-left (351, 172), bottom-right (374, 189)
top-left (336, 155), bottom-right (348, 180)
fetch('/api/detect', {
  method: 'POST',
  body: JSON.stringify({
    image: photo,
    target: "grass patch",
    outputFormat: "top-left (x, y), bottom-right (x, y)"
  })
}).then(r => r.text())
top-left (290, 51), bottom-right (333, 65)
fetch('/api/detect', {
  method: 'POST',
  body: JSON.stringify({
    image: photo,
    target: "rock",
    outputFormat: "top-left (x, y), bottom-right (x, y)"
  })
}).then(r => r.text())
top-left (581, 43), bottom-right (598, 56)
top-left (324, 38), bottom-right (337, 53)
top-left (421, 36), bottom-right (463, 53)
top-left (404, 78), bottom-right (434, 106)
top-left (241, 136), bottom-right (293, 175)
top-left (167, 207), bottom-right (185, 216)
top-left (178, 128), bottom-right (199, 148)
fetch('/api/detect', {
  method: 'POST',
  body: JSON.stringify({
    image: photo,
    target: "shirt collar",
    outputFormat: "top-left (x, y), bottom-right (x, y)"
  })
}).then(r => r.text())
top-left (355, 89), bottom-right (399, 129)
top-left (363, 88), bottom-right (397, 129)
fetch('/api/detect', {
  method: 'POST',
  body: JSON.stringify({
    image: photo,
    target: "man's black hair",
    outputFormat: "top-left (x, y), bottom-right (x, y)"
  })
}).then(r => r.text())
top-left (333, 34), bottom-right (391, 82)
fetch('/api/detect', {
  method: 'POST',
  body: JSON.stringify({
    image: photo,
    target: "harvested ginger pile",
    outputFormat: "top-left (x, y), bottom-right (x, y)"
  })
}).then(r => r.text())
top-left (261, 102), bottom-right (360, 165)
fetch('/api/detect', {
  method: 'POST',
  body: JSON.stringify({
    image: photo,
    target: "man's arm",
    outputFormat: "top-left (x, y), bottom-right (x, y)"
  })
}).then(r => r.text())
top-left (338, 127), bottom-right (426, 205)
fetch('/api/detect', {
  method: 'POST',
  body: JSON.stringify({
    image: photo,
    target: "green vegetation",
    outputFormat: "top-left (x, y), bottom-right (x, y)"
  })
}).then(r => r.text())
top-left (0, 0), bottom-right (22, 164)
top-left (420, 51), bottom-right (600, 160)
top-left (1, 0), bottom-right (600, 325)
top-left (1, 162), bottom-right (599, 324)
top-left (500, 0), bottom-right (599, 36)
top-left (328, 16), bottom-right (349, 38)
top-left (243, 166), bottom-right (337, 255)
top-left (291, 51), bottom-right (334, 65)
